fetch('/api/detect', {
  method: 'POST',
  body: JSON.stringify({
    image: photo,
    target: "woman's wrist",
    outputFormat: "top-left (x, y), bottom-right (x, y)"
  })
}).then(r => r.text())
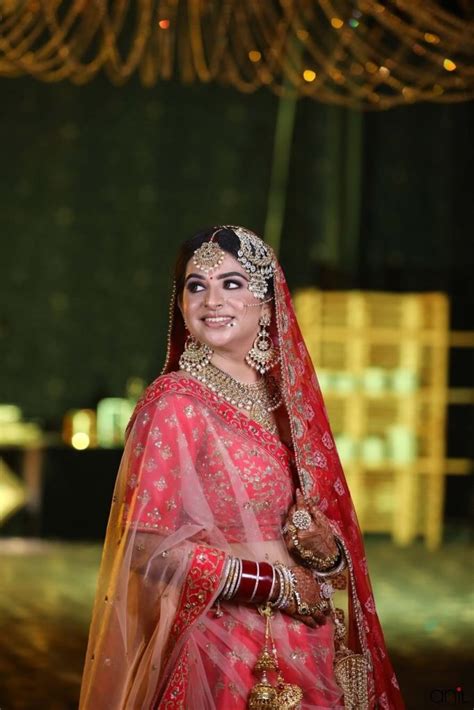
top-left (312, 538), bottom-right (347, 577)
top-left (220, 557), bottom-right (319, 614)
top-left (219, 558), bottom-right (296, 608)
top-left (219, 557), bottom-right (334, 626)
top-left (220, 557), bottom-right (275, 604)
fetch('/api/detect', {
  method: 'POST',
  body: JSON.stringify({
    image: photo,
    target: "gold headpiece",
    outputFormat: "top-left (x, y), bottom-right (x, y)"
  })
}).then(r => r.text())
top-left (227, 225), bottom-right (276, 300)
top-left (192, 230), bottom-right (225, 274)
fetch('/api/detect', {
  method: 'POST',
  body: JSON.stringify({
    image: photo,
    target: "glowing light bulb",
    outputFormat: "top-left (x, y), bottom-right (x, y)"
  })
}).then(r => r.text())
top-left (303, 69), bottom-right (316, 82)
top-left (158, 19), bottom-right (170, 29)
top-left (248, 50), bottom-right (261, 63)
top-left (443, 58), bottom-right (456, 71)
top-left (331, 18), bottom-right (344, 29)
top-left (72, 432), bottom-right (90, 450)
top-left (424, 32), bottom-right (439, 44)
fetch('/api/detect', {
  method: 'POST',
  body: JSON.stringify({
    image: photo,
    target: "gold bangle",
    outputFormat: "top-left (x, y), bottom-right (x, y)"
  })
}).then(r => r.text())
top-left (220, 557), bottom-right (235, 599)
top-left (313, 540), bottom-right (347, 577)
top-left (288, 523), bottom-right (343, 571)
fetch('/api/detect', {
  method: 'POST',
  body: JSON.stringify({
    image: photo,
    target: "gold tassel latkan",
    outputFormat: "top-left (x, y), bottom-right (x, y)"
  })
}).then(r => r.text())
top-left (248, 605), bottom-right (303, 710)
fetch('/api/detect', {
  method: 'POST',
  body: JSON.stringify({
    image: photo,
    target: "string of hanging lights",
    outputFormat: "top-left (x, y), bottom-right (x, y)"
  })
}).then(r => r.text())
top-left (0, 0), bottom-right (473, 109)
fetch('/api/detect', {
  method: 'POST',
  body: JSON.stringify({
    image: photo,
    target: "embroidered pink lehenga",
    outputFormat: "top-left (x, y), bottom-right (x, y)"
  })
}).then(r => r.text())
top-left (79, 256), bottom-right (404, 709)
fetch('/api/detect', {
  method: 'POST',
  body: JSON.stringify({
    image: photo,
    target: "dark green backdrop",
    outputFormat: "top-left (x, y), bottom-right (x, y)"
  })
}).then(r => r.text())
top-left (1, 76), bottom-right (473, 424)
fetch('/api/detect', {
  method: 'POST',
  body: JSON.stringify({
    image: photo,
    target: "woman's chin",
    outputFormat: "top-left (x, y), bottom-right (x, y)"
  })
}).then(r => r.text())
top-left (197, 329), bottom-right (247, 353)
top-left (200, 332), bottom-right (235, 349)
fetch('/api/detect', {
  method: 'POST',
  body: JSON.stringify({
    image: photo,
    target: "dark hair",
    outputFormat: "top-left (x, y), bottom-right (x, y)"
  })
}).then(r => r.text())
top-left (174, 226), bottom-right (274, 298)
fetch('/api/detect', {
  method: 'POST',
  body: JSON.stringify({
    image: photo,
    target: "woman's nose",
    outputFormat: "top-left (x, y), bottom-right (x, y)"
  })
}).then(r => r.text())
top-left (204, 283), bottom-right (224, 309)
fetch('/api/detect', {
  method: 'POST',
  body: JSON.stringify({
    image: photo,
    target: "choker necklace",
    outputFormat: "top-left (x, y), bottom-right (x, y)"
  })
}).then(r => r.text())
top-left (182, 361), bottom-right (282, 435)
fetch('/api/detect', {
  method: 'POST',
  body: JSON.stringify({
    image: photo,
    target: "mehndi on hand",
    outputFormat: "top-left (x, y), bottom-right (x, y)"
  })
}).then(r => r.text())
top-left (281, 565), bottom-right (331, 628)
top-left (284, 489), bottom-right (342, 571)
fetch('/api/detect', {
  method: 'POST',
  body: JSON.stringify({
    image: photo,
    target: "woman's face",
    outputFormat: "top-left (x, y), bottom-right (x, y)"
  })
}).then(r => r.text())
top-left (180, 251), bottom-right (270, 360)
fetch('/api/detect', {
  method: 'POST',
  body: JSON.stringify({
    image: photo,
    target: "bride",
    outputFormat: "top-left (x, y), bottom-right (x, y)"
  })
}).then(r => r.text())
top-left (79, 226), bottom-right (404, 709)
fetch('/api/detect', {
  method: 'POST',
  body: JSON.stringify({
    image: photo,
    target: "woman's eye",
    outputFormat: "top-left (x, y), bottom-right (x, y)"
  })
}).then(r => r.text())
top-left (224, 279), bottom-right (243, 290)
top-left (186, 281), bottom-right (205, 293)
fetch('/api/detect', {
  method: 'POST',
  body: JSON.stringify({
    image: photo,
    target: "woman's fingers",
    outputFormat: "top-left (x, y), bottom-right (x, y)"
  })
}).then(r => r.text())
top-left (292, 613), bottom-right (325, 629)
top-left (295, 488), bottom-right (305, 506)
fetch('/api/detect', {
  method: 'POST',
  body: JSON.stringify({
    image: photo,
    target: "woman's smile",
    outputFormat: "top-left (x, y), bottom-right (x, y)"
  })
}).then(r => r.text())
top-left (201, 315), bottom-right (235, 328)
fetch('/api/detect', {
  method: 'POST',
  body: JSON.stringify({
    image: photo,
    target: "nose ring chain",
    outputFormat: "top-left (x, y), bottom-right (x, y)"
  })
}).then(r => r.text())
top-left (243, 297), bottom-right (274, 308)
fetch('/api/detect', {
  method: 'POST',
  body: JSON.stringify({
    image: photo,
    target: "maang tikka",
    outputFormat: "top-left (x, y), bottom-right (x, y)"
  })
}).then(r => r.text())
top-left (246, 312), bottom-right (279, 374)
top-left (192, 229), bottom-right (225, 274)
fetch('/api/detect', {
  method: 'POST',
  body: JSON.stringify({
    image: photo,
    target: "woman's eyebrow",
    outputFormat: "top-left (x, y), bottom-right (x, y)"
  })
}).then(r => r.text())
top-left (184, 273), bottom-right (206, 282)
top-left (217, 271), bottom-right (249, 281)
top-left (184, 270), bottom-right (249, 283)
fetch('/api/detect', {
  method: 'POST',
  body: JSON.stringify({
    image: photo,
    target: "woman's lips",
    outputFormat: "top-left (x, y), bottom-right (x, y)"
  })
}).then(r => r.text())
top-left (201, 316), bottom-right (234, 328)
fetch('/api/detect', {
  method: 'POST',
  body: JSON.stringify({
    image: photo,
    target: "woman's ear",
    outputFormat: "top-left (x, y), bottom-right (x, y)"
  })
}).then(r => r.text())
top-left (261, 302), bottom-right (272, 320)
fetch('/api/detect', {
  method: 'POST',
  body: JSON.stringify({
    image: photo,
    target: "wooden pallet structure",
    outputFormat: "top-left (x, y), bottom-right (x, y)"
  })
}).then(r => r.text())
top-left (293, 289), bottom-right (455, 549)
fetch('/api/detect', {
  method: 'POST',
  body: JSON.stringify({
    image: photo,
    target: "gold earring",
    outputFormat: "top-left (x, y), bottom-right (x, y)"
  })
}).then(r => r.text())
top-left (179, 335), bottom-right (213, 372)
top-left (246, 313), bottom-right (279, 374)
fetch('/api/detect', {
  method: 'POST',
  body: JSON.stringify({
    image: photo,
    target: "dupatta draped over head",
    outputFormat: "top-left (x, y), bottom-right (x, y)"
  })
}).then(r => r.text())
top-left (80, 228), bottom-right (404, 710)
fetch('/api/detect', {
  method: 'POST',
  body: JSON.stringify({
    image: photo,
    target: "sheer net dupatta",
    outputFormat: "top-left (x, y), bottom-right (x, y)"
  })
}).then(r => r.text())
top-left (79, 391), bottom-right (226, 710)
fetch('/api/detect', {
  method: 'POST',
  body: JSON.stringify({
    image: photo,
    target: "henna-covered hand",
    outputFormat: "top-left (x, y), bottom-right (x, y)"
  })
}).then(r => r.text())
top-left (284, 489), bottom-right (339, 562)
top-left (281, 566), bottom-right (329, 628)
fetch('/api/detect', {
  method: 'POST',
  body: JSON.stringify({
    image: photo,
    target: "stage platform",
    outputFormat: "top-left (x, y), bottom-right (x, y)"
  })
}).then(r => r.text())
top-left (0, 533), bottom-right (472, 710)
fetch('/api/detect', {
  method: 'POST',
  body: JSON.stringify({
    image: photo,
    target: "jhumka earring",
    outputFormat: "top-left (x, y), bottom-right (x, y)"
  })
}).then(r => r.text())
top-left (179, 334), bottom-right (213, 372)
top-left (246, 313), bottom-right (279, 374)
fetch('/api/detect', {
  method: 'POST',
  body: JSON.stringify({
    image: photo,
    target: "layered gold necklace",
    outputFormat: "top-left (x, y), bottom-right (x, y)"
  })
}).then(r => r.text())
top-left (185, 362), bottom-right (282, 435)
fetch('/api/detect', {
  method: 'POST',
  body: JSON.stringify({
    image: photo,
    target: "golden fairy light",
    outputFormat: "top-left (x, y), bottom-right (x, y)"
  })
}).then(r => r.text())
top-left (303, 69), bottom-right (317, 82)
top-left (249, 50), bottom-right (262, 63)
top-left (0, 0), bottom-right (472, 109)
top-left (443, 58), bottom-right (457, 72)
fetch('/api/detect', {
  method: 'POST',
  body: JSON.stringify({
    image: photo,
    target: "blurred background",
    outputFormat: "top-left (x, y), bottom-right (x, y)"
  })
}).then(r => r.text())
top-left (1, 1), bottom-right (473, 709)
